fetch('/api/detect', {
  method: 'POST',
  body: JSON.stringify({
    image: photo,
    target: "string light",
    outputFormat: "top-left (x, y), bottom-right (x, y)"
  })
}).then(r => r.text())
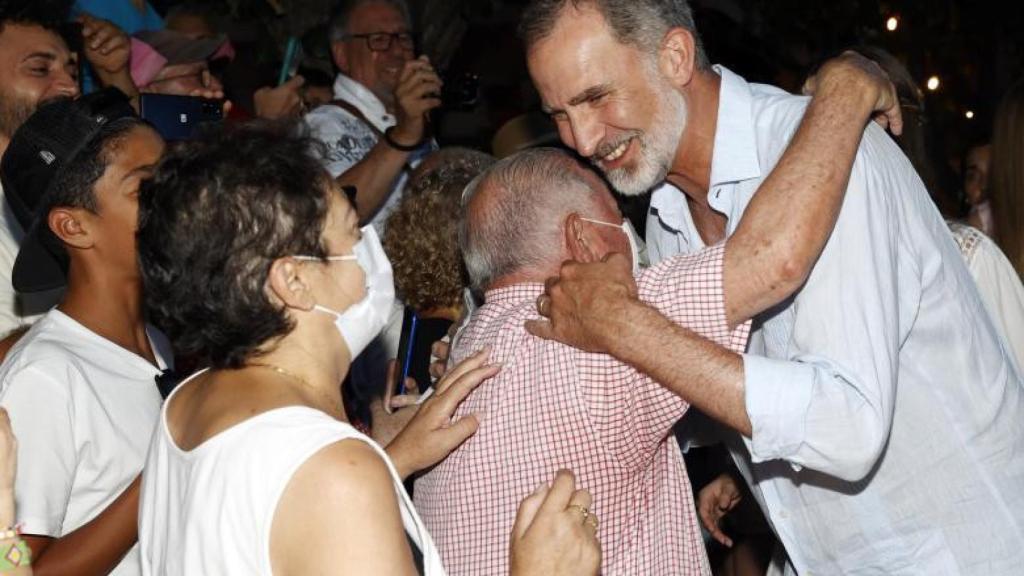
top-left (927, 76), bottom-right (940, 91)
top-left (966, 111), bottom-right (975, 119)
top-left (886, 16), bottom-right (899, 32)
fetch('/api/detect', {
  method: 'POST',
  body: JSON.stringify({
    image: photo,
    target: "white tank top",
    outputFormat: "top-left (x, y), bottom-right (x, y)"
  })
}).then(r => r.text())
top-left (138, 371), bottom-right (446, 575)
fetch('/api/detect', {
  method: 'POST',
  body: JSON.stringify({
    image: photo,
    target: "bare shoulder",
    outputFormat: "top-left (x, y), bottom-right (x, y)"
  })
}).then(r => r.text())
top-left (270, 439), bottom-right (417, 576)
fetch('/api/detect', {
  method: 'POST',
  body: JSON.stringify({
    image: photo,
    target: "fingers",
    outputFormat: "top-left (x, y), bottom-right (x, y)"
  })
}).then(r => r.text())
top-left (389, 393), bottom-right (420, 410)
top-left (524, 319), bottom-right (556, 340)
top-left (438, 413), bottom-right (480, 447)
top-left (429, 359), bottom-right (447, 381)
top-left (432, 364), bottom-right (499, 414)
top-left (538, 469), bottom-right (577, 518)
top-left (383, 359), bottom-right (398, 413)
top-left (431, 339), bottom-right (450, 361)
top-left (512, 483), bottom-right (549, 541)
top-left (434, 346), bottom-right (490, 394)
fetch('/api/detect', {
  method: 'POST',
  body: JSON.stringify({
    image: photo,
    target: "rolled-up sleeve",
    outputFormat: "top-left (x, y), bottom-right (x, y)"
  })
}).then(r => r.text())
top-left (742, 125), bottom-right (912, 482)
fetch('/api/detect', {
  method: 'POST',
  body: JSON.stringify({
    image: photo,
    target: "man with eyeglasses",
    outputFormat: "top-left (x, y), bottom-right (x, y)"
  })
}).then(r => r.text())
top-left (306, 0), bottom-right (439, 229)
top-left (305, 0), bottom-right (440, 413)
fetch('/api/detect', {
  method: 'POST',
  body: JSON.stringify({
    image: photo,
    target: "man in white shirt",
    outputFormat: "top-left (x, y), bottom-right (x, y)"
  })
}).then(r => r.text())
top-left (305, 0), bottom-right (438, 230)
top-left (520, 1), bottom-right (1024, 574)
top-left (0, 90), bottom-right (169, 575)
top-left (0, 6), bottom-right (138, 339)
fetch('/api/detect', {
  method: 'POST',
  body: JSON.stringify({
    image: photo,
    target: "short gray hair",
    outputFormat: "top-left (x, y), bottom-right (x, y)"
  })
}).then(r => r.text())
top-left (328, 0), bottom-right (412, 44)
top-left (459, 148), bottom-right (606, 292)
top-left (519, 0), bottom-right (710, 70)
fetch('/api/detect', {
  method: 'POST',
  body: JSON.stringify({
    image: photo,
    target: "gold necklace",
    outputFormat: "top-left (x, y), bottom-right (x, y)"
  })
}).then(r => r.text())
top-left (246, 363), bottom-right (344, 416)
top-left (247, 362), bottom-right (315, 389)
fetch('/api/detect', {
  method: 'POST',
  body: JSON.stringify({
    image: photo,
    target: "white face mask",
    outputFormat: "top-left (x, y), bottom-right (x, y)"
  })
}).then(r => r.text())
top-left (295, 226), bottom-right (396, 360)
top-left (579, 216), bottom-right (642, 276)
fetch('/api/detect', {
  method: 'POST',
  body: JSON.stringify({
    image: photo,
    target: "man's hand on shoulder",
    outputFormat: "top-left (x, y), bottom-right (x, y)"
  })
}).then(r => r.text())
top-left (802, 51), bottom-right (903, 135)
top-left (525, 252), bottom-right (640, 355)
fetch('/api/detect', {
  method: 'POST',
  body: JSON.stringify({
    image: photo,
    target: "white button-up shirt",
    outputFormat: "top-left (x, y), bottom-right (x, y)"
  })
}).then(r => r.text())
top-left (303, 74), bottom-right (432, 231)
top-left (648, 66), bottom-right (1024, 575)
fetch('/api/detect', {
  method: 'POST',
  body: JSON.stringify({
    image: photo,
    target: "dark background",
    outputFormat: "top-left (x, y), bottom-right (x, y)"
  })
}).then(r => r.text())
top-left (151, 0), bottom-right (1024, 170)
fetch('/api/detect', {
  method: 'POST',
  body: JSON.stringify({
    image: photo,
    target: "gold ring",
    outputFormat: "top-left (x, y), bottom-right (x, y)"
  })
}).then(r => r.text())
top-left (537, 295), bottom-right (550, 316)
top-left (567, 504), bottom-right (590, 523)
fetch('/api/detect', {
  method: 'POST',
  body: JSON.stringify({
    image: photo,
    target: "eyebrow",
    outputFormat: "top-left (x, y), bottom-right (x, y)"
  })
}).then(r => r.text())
top-left (123, 164), bottom-right (158, 181)
top-left (543, 84), bottom-right (613, 115)
top-left (21, 51), bottom-right (57, 63)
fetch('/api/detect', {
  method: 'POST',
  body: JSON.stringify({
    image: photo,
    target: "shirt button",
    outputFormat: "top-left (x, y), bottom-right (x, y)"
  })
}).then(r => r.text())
top-left (778, 510), bottom-right (788, 520)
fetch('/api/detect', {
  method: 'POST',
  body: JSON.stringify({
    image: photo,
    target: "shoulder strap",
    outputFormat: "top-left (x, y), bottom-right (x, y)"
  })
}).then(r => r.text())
top-left (329, 99), bottom-right (385, 139)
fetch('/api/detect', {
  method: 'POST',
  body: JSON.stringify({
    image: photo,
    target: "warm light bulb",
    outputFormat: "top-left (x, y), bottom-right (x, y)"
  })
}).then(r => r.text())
top-left (966, 110), bottom-right (975, 119)
top-left (886, 16), bottom-right (899, 32)
top-left (927, 76), bottom-right (940, 91)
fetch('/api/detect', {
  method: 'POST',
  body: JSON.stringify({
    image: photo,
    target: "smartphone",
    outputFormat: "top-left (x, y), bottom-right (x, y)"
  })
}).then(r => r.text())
top-left (394, 307), bottom-right (453, 395)
top-left (139, 94), bottom-right (224, 141)
top-left (277, 37), bottom-right (303, 86)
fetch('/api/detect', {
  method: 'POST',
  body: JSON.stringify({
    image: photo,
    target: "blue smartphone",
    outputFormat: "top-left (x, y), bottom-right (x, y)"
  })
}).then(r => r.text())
top-left (139, 94), bottom-right (223, 141)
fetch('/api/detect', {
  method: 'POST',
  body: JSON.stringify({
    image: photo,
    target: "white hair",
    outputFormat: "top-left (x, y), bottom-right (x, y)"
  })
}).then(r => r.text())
top-left (459, 148), bottom-right (606, 291)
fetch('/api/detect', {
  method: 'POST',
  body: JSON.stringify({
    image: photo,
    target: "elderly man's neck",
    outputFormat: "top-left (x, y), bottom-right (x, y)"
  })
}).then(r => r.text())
top-left (485, 266), bottom-right (563, 295)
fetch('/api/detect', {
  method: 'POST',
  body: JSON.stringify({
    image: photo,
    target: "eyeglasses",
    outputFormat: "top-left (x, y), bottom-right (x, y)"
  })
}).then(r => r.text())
top-left (344, 31), bottom-right (414, 52)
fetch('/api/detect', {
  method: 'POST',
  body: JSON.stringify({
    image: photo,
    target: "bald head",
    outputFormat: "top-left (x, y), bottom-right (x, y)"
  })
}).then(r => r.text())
top-left (459, 147), bottom-right (622, 292)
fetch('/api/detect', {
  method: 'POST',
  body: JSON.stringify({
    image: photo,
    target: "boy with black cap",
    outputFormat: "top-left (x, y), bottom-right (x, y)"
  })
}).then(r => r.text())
top-left (0, 88), bottom-right (169, 575)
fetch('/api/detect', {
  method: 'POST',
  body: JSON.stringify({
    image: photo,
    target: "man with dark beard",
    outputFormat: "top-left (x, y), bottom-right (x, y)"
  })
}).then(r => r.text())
top-left (0, 4), bottom-right (135, 340)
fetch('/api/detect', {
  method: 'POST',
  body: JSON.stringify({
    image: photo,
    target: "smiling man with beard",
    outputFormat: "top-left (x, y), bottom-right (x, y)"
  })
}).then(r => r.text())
top-left (522, 1), bottom-right (1024, 574)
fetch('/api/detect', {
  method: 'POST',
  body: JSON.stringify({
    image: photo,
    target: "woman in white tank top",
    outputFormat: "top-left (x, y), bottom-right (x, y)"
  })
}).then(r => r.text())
top-left (135, 125), bottom-right (600, 576)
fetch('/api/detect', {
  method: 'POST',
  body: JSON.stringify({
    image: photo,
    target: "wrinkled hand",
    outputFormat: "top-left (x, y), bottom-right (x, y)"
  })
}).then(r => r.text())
top-left (384, 348), bottom-right (498, 479)
top-left (802, 50), bottom-right (903, 136)
top-left (524, 252), bottom-right (638, 354)
top-left (510, 470), bottom-right (601, 576)
top-left (78, 14), bottom-right (131, 76)
top-left (254, 75), bottom-right (306, 119)
top-left (0, 408), bottom-right (16, 527)
top-left (390, 55), bottom-right (442, 146)
top-left (697, 473), bottom-right (743, 548)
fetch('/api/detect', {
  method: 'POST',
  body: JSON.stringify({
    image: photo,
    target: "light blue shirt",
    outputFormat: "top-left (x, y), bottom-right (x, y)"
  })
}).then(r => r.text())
top-left (648, 66), bottom-right (1024, 575)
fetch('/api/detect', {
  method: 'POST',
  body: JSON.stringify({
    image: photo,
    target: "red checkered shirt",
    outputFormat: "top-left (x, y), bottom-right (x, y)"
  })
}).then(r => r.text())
top-left (414, 243), bottom-right (750, 575)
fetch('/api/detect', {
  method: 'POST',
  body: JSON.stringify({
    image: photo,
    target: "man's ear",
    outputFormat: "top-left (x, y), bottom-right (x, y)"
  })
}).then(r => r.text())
top-left (657, 27), bottom-right (698, 89)
top-left (266, 258), bottom-right (317, 312)
top-left (48, 207), bottom-right (93, 250)
top-left (564, 213), bottom-right (600, 263)
top-left (330, 41), bottom-right (350, 74)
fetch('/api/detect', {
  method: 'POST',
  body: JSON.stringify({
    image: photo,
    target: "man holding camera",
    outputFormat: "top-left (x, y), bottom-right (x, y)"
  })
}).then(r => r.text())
top-left (305, 0), bottom-right (438, 230)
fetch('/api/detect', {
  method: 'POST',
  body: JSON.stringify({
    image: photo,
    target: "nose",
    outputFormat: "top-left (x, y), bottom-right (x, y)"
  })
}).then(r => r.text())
top-left (54, 69), bottom-right (80, 99)
top-left (568, 111), bottom-right (603, 159)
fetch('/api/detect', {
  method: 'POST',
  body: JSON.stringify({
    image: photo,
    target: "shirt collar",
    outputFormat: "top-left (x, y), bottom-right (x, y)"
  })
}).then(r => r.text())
top-left (332, 73), bottom-right (395, 130)
top-left (709, 65), bottom-right (762, 189)
top-left (484, 283), bottom-right (545, 306)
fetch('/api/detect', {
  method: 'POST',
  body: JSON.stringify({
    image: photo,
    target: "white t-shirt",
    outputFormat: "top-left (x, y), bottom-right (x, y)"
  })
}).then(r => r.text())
top-left (140, 370), bottom-right (445, 575)
top-left (0, 309), bottom-right (172, 576)
top-left (0, 182), bottom-right (63, 337)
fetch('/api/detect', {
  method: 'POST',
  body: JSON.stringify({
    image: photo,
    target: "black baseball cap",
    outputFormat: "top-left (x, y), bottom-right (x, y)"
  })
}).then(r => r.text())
top-left (1, 88), bottom-right (137, 293)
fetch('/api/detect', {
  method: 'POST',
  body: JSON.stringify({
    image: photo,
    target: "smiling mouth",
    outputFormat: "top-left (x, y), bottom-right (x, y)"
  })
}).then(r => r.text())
top-left (596, 136), bottom-right (636, 168)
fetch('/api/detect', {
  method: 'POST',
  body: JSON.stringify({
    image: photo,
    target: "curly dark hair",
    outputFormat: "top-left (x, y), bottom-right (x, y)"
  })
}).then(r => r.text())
top-left (138, 122), bottom-right (332, 369)
top-left (383, 153), bottom-right (493, 312)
